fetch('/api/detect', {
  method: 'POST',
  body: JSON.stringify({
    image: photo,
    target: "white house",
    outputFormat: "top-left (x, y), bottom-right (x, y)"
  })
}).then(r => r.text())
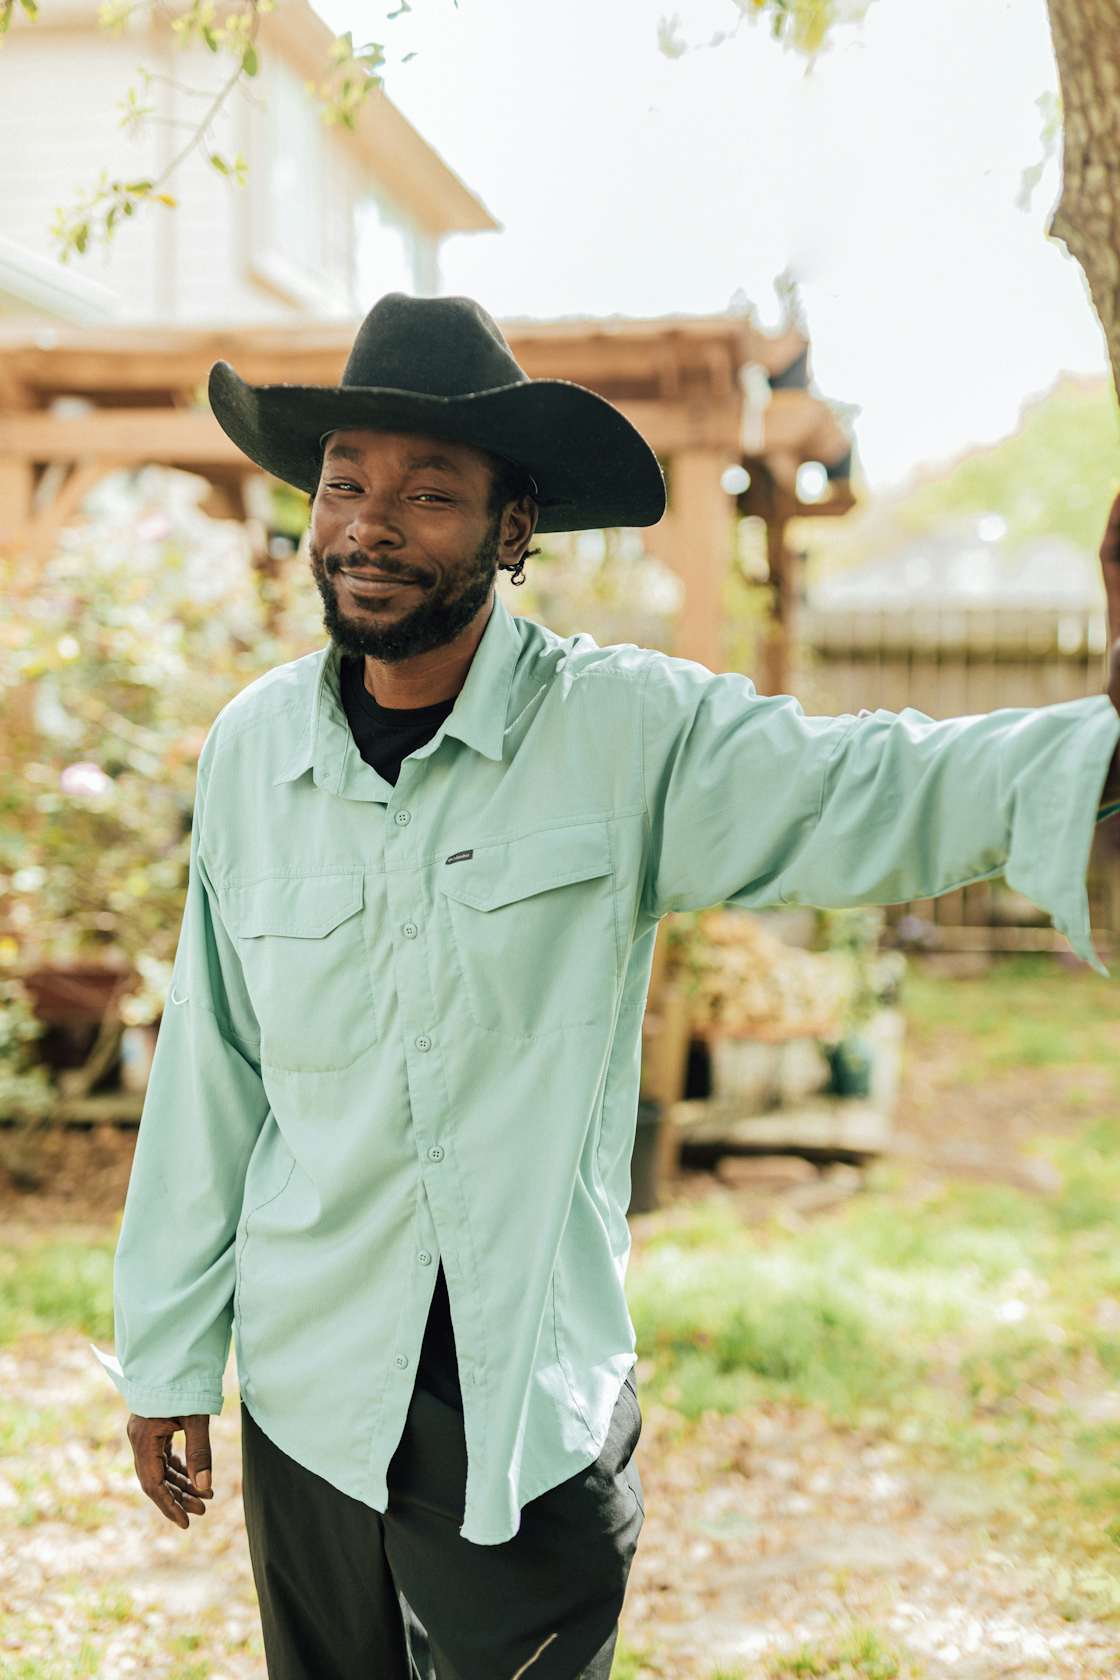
top-left (0, 0), bottom-right (497, 324)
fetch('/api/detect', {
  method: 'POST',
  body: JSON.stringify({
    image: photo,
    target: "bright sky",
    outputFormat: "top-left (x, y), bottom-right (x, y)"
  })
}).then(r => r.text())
top-left (313, 0), bottom-right (1112, 493)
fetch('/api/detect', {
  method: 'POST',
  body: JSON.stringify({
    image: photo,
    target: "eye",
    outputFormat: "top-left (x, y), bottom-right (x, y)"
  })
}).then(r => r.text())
top-left (412, 492), bottom-right (451, 503)
top-left (326, 479), bottom-right (361, 492)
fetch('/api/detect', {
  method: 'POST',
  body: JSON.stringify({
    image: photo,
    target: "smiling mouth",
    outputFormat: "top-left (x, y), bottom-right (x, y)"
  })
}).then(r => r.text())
top-left (339, 570), bottom-right (418, 594)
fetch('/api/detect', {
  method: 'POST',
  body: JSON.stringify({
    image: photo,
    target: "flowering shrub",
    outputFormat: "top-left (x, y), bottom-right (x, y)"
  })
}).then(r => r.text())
top-left (0, 466), bottom-right (323, 1026)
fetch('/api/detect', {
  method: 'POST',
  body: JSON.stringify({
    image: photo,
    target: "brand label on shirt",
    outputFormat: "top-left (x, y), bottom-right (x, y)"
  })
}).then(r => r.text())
top-left (445, 849), bottom-right (474, 865)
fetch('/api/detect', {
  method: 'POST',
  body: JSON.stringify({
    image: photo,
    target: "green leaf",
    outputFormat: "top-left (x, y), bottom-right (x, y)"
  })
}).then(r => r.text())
top-left (156, 193), bottom-right (177, 207)
top-left (202, 24), bottom-right (218, 50)
top-left (18, 0), bottom-right (38, 16)
top-left (73, 223), bottom-right (89, 255)
top-left (209, 152), bottom-right (230, 175)
top-left (124, 179), bottom-right (153, 194)
top-left (241, 42), bottom-right (258, 75)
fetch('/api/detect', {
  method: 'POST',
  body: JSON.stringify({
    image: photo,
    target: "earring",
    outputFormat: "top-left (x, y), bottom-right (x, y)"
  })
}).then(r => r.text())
top-left (508, 555), bottom-right (527, 586)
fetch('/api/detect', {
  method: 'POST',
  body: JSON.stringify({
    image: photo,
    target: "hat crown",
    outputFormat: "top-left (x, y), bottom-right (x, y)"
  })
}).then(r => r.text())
top-left (340, 293), bottom-right (529, 398)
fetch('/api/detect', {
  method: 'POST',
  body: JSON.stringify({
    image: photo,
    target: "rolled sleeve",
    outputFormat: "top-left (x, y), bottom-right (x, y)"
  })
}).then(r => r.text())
top-left (640, 652), bottom-right (1120, 977)
top-left (89, 726), bottom-right (270, 1416)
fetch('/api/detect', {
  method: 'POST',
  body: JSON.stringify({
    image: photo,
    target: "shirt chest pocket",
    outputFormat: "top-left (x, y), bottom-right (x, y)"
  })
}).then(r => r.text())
top-left (436, 820), bottom-right (620, 1038)
top-left (221, 872), bottom-right (373, 1072)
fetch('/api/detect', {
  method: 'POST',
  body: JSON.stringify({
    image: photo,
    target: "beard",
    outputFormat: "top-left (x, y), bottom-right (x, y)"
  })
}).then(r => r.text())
top-left (308, 512), bottom-right (503, 664)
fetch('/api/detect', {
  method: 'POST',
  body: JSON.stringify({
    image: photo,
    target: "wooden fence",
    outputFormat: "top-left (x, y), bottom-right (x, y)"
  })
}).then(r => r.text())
top-left (792, 603), bottom-right (1120, 958)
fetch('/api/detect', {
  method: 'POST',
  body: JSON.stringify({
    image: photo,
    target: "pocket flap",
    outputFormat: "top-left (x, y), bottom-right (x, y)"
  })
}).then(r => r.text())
top-left (438, 821), bottom-right (612, 912)
top-left (223, 873), bottom-right (364, 939)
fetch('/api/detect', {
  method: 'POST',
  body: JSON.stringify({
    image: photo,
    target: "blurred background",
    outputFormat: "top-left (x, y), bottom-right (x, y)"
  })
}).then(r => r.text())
top-left (2, 3), bottom-right (1119, 1677)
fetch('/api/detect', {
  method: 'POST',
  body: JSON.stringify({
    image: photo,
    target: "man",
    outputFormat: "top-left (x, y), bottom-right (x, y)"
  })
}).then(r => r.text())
top-left (93, 292), bottom-right (1120, 1680)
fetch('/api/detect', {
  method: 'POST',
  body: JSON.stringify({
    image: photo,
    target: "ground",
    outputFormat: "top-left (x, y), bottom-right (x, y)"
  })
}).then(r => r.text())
top-left (1, 953), bottom-right (1118, 1679)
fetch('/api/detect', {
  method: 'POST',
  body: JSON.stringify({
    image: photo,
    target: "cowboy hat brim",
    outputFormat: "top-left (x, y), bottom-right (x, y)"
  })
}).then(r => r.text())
top-left (208, 363), bottom-right (667, 533)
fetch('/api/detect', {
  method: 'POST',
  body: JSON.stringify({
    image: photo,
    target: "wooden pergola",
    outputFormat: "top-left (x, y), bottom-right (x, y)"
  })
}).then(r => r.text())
top-left (0, 310), bottom-right (856, 686)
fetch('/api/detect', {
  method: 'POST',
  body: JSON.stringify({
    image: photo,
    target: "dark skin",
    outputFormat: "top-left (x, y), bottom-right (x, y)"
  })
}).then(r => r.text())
top-left (308, 426), bottom-right (538, 704)
top-left (1100, 488), bottom-right (1120, 801)
top-left (128, 477), bottom-right (1120, 1529)
top-left (126, 426), bottom-right (537, 1529)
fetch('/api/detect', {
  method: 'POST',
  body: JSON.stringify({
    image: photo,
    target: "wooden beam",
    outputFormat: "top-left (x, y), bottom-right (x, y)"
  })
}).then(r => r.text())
top-left (0, 396), bottom-right (743, 466)
top-left (0, 314), bottom-right (753, 402)
top-left (0, 408), bottom-right (247, 466)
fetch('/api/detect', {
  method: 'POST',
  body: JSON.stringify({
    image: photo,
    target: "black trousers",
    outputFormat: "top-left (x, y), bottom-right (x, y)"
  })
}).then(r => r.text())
top-left (240, 1369), bottom-right (645, 1680)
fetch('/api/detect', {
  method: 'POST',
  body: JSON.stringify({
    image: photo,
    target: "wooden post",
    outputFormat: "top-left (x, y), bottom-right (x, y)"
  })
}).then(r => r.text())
top-left (664, 447), bottom-right (735, 673)
top-left (0, 459), bottom-right (34, 551)
top-left (760, 513), bottom-right (794, 695)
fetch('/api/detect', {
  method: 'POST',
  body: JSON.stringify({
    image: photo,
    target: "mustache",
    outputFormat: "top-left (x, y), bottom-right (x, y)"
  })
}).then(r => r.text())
top-left (322, 551), bottom-right (425, 585)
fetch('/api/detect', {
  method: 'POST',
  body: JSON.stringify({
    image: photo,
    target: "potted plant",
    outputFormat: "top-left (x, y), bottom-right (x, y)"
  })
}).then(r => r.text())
top-left (662, 906), bottom-right (858, 1106)
top-left (812, 908), bottom-right (907, 1100)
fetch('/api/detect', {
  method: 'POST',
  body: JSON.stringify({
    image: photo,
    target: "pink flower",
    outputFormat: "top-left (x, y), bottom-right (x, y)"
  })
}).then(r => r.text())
top-left (60, 762), bottom-right (112, 797)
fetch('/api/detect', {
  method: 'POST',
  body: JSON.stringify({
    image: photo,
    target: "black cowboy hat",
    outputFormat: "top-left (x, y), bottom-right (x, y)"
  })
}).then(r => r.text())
top-left (208, 292), bottom-right (667, 533)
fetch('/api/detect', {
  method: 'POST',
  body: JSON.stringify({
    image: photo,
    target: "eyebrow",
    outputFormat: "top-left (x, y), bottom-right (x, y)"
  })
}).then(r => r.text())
top-left (323, 444), bottom-right (464, 477)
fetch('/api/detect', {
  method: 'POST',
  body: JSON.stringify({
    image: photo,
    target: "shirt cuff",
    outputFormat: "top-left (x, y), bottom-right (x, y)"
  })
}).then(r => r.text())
top-left (1005, 693), bottom-right (1120, 979)
top-left (89, 1343), bottom-right (225, 1415)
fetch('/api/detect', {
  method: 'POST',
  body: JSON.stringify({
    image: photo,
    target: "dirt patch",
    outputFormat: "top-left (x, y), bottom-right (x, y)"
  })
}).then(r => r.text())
top-left (3, 1014), bottom-right (1119, 1675)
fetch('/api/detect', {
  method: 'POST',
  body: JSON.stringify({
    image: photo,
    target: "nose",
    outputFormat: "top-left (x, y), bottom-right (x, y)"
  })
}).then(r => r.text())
top-left (344, 494), bottom-right (406, 553)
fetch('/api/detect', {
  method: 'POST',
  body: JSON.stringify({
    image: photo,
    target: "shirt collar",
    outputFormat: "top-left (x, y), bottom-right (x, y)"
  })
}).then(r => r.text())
top-left (271, 588), bottom-right (523, 787)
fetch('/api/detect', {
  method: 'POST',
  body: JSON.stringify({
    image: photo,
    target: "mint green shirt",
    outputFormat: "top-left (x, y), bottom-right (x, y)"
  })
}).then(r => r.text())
top-left (91, 589), bottom-right (1120, 1544)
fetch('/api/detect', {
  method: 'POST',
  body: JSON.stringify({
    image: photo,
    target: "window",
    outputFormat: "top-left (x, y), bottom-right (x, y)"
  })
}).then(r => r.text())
top-left (353, 191), bottom-right (419, 302)
top-left (247, 60), bottom-right (351, 313)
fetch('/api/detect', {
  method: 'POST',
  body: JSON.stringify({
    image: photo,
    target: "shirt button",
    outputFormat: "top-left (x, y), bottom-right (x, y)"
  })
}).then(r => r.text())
top-left (395, 1354), bottom-right (408, 1368)
top-left (428, 1144), bottom-right (444, 1162)
top-left (394, 810), bottom-right (411, 826)
top-left (402, 922), bottom-right (418, 938)
top-left (418, 1250), bottom-right (432, 1265)
top-left (415, 1035), bottom-right (431, 1052)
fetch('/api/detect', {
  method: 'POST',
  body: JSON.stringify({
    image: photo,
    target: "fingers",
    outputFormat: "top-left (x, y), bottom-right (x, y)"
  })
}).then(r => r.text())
top-left (184, 1413), bottom-right (214, 1499)
top-left (127, 1414), bottom-right (211, 1529)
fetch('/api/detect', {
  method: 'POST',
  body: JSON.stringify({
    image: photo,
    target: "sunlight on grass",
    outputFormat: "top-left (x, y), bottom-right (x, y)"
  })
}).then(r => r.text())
top-left (610, 1637), bottom-right (654, 1678)
top-left (764, 1622), bottom-right (923, 1677)
top-left (0, 1236), bottom-right (115, 1344)
top-left (2, 1645), bottom-right (104, 1679)
top-left (900, 955), bottom-right (1120, 1087)
top-left (628, 960), bottom-right (1120, 1613)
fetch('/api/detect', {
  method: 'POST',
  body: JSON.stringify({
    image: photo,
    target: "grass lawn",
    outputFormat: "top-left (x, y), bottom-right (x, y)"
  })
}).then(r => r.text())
top-left (1, 954), bottom-right (1118, 1677)
top-left (614, 955), bottom-right (1120, 1675)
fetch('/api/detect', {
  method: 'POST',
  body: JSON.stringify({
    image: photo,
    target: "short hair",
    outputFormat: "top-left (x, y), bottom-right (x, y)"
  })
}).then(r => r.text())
top-left (487, 452), bottom-right (538, 520)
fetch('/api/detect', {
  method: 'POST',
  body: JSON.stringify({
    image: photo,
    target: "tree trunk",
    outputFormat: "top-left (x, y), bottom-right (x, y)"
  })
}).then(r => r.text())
top-left (1045, 0), bottom-right (1120, 402)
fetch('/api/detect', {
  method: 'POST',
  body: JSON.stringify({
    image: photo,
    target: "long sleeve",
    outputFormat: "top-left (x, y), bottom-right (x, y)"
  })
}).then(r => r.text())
top-left (640, 652), bottom-right (1120, 978)
top-left (90, 726), bottom-right (270, 1416)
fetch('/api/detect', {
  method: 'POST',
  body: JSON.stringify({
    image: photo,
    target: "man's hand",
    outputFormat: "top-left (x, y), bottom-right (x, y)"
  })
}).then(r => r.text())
top-left (127, 1412), bottom-right (214, 1529)
top-left (1100, 488), bottom-right (1120, 716)
top-left (1097, 493), bottom-right (1120, 816)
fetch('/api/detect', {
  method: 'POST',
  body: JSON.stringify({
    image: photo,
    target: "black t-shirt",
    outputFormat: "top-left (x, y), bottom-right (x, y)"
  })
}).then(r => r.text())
top-left (339, 654), bottom-right (463, 1413)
